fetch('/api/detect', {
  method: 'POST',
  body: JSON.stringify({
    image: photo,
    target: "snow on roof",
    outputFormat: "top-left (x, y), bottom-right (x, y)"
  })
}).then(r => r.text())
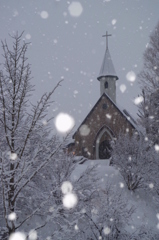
top-left (97, 49), bottom-right (118, 80)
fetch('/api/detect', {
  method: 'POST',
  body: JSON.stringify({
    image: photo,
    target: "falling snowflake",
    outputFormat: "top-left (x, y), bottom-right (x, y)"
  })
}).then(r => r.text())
top-left (106, 114), bottom-right (112, 119)
top-left (81, 208), bottom-right (86, 213)
top-left (156, 76), bottom-right (159, 81)
top-left (74, 90), bottom-right (78, 94)
top-left (146, 43), bottom-right (149, 48)
top-left (112, 19), bottom-right (117, 25)
top-left (63, 192), bottom-right (78, 209)
top-left (79, 124), bottom-right (90, 136)
top-left (156, 213), bottom-right (159, 220)
top-left (42, 120), bottom-right (48, 126)
top-left (46, 237), bottom-right (51, 240)
top-left (103, 227), bottom-right (111, 235)
top-left (92, 208), bottom-right (98, 214)
top-left (9, 232), bottom-right (26, 240)
top-left (64, 67), bottom-right (69, 71)
top-left (49, 206), bottom-right (54, 212)
top-left (61, 181), bottom-right (73, 194)
top-left (40, 11), bottom-right (49, 19)
top-left (25, 34), bottom-right (31, 40)
top-left (126, 71), bottom-right (136, 82)
top-left (119, 84), bottom-right (126, 93)
top-left (149, 183), bottom-right (154, 189)
top-left (10, 153), bottom-right (17, 160)
top-left (55, 113), bottom-right (74, 133)
top-left (68, 1), bottom-right (83, 17)
top-left (13, 10), bottom-right (18, 17)
top-left (134, 96), bottom-right (143, 105)
top-left (119, 182), bottom-right (124, 188)
top-left (155, 144), bottom-right (159, 152)
top-left (53, 39), bottom-right (58, 44)
top-left (128, 156), bottom-right (132, 161)
top-left (8, 212), bottom-right (17, 221)
top-left (74, 224), bottom-right (79, 230)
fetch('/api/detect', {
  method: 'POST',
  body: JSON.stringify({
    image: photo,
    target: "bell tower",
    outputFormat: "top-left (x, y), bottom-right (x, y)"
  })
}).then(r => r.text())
top-left (97, 31), bottom-right (118, 103)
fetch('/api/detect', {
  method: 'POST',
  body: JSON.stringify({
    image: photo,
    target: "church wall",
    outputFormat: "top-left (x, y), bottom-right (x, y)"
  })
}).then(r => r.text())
top-left (73, 95), bottom-right (135, 159)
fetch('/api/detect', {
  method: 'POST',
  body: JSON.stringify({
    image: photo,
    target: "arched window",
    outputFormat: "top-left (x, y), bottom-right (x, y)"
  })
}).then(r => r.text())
top-left (104, 81), bottom-right (108, 88)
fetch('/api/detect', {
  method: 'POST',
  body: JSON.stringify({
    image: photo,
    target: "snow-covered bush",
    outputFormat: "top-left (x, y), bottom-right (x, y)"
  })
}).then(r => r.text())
top-left (72, 183), bottom-right (135, 240)
top-left (111, 133), bottom-right (156, 191)
top-left (123, 225), bottom-right (159, 240)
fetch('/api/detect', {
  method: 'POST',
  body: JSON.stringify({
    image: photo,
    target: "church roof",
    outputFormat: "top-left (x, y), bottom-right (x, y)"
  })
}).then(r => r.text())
top-left (73, 93), bottom-right (138, 139)
top-left (97, 49), bottom-right (118, 80)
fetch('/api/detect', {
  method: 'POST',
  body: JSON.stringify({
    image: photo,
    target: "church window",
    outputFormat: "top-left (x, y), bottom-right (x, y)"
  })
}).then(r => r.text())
top-left (104, 81), bottom-right (108, 88)
top-left (102, 104), bottom-right (107, 110)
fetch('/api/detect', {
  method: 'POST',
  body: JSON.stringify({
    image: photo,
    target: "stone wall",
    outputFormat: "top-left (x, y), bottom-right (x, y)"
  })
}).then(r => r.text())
top-left (73, 95), bottom-right (136, 159)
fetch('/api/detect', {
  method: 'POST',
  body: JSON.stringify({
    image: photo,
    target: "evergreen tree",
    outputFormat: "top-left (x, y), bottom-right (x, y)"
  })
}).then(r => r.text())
top-left (138, 21), bottom-right (159, 144)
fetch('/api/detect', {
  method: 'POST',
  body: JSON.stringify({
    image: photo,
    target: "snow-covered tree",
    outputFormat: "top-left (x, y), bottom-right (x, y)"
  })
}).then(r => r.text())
top-left (138, 21), bottom-right (159, 93)
top-left (138, 21), bottom-right (159, 144)
top-left (0, 33), bottom-right (99, 240)
top-left (0, 32), bottom-right (65, 236)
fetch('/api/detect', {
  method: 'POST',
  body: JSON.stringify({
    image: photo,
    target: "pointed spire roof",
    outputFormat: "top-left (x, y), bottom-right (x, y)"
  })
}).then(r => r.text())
top-left (97, 48), bottom-right (118, 80)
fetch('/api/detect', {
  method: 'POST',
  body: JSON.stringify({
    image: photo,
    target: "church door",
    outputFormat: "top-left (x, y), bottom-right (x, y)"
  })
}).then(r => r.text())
top-left (99, 139), bottom-right (111, 159)
top-left (95, 126), bottom-right (113, 159)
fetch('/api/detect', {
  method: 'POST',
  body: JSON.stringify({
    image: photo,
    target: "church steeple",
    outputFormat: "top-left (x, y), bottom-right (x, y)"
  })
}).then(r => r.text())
top-left (97, 31), bottom-right (118, 103)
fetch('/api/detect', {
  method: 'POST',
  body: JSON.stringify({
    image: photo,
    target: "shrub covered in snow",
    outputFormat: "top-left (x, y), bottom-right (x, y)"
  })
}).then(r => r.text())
top-left (111, 133), bottom-right (159, 191)
top-left (69, 183), bottom-right (135, 240)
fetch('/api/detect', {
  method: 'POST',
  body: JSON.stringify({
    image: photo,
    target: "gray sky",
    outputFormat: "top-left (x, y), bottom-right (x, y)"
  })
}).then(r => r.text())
top-left (0, 0), bottom-right (159, 133)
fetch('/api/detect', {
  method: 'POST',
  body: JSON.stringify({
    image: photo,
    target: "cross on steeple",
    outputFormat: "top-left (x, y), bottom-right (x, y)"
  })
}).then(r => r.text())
top-left (102, 31), bottom-right (112, 50)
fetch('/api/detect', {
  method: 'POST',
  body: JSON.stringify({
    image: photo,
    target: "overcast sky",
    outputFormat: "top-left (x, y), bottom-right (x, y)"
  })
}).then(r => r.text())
top-left (0, 0), bottom-right (159, 134)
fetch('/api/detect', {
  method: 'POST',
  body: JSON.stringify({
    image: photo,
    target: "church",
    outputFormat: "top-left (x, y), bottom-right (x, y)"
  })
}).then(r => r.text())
top-left (68, 32), bottom-right (137, 160)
